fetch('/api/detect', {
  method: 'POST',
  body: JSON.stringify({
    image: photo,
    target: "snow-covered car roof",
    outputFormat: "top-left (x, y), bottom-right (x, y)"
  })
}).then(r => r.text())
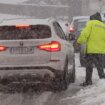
top-left (71, 15), bottom-right (105, 24)
top-left (70, 16), bottom-right (89, 26)
top-left (0, 18), bottom-right (56, 26)
top-left (72, 16), bottom-right (89, 21)
top-left (78, 18), bottom-right (89, 22)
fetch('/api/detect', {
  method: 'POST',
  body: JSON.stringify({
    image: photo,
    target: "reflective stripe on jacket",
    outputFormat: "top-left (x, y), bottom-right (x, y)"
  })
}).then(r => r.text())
top-left (77, 20), bottom-right (105, 54)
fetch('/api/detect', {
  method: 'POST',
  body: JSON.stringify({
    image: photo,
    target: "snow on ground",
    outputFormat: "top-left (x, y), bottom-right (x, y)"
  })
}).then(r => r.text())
top-left (63, 53), bottom-right (105, 105)
top-left (73, 79), bottom-right (105, 105)
top-left (0, 13), bottom-right (31, 25)
top-left (74, 53), bottom-right (105, 105)
top-left (0, 0), bottom-right (69, 7)
top-left (0, 0), bottom-right (28, 4)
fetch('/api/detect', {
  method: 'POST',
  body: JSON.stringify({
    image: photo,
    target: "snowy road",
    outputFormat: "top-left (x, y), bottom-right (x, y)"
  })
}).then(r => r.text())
top-left (0, 53), bottom-right (83, 105)
top-left (0, 87), bottom-right (81, 105)
top-left (0, 85), bottom-right (82, 105)
top-left (0, 53), bottom-right (104, 105)
top-left (0, 91), bottom-right (52, 105)
top-left (0, 84), bottom-right (82, 105)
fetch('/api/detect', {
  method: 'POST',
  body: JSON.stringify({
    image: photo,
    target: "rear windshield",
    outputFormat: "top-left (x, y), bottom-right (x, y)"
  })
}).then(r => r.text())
top-left (0, 25), bottom-right (51, 40)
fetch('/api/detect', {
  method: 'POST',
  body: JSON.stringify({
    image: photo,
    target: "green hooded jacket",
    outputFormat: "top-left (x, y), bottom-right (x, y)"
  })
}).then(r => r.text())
top-left (77, 20), bottom-right (105, 54)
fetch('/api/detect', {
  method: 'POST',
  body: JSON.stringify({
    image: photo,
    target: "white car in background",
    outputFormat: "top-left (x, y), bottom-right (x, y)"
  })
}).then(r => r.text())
top-left (68, 16), bottom-right (89, 52)
top-left (0, 18), bottom-right (75, 91)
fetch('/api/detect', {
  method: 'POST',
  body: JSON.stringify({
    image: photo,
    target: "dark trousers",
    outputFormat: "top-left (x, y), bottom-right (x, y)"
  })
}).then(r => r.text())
top-left (85, 54), bottom-right (105, 82)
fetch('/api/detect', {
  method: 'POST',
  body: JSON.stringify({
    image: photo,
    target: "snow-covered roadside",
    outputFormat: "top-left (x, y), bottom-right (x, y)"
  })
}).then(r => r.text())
top-left (72, 79), bottom-right (105, 105)
top-left (74, 53), bottom-right (105, 105)
top-left (0, 0), bottom-right (28, 4)
top-left (63, 53), bottom-right (105, 105)
top-left (0, 13), bottom-right (28, 19)
top-left (0, 13), bottom-right (29, 24)
top-left (0, 0), bottom-right (69, 7)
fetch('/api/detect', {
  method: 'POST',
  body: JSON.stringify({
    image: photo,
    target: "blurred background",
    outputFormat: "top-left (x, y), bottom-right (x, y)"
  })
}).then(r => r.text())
top-left (0, 0), bottom-right (105, 22)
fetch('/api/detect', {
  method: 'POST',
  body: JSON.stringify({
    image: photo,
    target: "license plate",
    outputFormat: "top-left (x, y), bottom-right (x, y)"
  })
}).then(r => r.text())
top-left (10, 47), bottom-right (34, 54)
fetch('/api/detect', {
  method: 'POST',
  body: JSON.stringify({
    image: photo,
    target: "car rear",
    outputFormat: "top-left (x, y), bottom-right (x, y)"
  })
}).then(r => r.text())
top-left (0, 25), bottom-right (52, 65)
top-left (0, 19), bottom-right (54, 84)
top-left (0, 18), bottom-right (72, 88)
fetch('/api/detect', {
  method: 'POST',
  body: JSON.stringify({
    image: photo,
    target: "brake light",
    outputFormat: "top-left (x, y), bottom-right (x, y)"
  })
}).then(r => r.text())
top-left (16, 24), bottom-right (30, 28)
top-left (37, 41), bottom-right (61, 52)
top-left (0, 46), bottom-right (7, 51)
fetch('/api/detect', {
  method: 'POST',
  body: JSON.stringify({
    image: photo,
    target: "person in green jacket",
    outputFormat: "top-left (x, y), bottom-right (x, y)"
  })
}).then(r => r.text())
top-left (77, 12), bottom-right (105, 86)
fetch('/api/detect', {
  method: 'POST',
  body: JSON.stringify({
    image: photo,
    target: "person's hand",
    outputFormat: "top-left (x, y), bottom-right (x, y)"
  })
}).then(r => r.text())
top-left (73, 41), bottom-right (81, 52)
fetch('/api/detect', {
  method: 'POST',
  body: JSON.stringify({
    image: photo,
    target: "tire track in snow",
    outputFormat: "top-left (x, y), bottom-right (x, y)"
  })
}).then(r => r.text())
top-left (0, 91), bottom-right (53, 105)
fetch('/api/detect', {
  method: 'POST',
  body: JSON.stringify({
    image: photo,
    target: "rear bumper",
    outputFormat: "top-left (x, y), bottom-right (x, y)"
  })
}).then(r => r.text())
top-left (0, 66), bottom-right (64, 85)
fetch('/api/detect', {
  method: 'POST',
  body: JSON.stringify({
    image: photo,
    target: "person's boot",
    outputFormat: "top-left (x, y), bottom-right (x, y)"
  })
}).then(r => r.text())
top-left (80, 81), bottom-right (92, 87)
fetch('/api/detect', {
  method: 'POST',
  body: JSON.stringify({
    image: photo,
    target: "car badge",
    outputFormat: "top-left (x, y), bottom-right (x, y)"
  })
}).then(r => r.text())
top-left (20, 42), bottom-right (24, 46)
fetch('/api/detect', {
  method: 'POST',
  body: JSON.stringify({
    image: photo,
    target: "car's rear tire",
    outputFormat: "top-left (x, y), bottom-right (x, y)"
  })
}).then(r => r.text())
top-left (56, 59), bottom-right (69, 91)
top-left (70, 59), bottom-right (75, 83)
top-left (62, 60), bottom-right (69, 90)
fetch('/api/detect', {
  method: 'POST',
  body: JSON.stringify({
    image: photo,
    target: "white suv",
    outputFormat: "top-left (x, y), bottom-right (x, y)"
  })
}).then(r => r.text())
top-left (0, 18), bottom-right (75, 91)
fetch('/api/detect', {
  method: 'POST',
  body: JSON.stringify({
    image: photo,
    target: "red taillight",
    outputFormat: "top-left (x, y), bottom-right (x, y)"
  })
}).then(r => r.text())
top-left (15, 24), bottom-right (30, 28)
top-left (0, 46), bottom-right (7, 51)
top-left (37, 41), bottom-right (61, 52)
